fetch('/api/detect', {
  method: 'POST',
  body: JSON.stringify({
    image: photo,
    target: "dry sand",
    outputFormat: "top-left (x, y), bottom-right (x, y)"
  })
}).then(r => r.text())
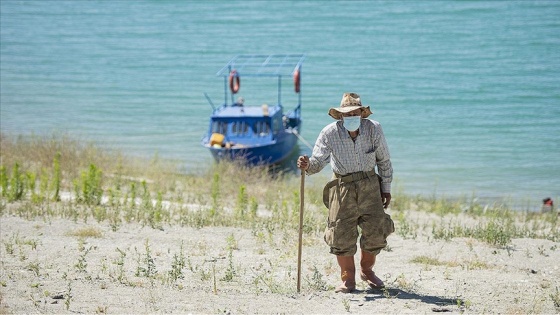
top-left (1, 211), bottom-right (559, 314)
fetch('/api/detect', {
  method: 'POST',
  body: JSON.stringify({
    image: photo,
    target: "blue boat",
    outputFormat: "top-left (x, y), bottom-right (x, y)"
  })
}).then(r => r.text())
top-left (201, 54), bottom-right (306, 166)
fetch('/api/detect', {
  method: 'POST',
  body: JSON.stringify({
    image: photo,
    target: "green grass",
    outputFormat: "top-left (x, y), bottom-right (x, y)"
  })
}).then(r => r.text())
top-left (65, 227), bottom-right (104, 239)
top-left (410, 255), bottom-right (449, 266)
top-left (1, 132), bottom-right (558, 247)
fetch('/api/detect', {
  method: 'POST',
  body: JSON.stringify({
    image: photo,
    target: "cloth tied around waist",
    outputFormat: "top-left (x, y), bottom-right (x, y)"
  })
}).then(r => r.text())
top-left (335, 170), bottom-right (377, 183)
top-left (322, 170), bottom-right (382, 208)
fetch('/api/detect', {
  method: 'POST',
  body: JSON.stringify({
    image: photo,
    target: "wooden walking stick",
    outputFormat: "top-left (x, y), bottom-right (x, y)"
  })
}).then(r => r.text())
top-left (297, 169), bottom-right (305, 293)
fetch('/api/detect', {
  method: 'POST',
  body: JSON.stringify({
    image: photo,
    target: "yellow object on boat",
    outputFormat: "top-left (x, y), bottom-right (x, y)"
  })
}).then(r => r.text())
top-left (210, 133), bottom-right (224, 146)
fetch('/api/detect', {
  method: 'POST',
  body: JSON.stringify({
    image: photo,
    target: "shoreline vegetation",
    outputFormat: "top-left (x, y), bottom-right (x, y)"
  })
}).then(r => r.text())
top-left (1, 133), bottom-right (557, 237)
top-left (1, 133), bottom-right (559, 314)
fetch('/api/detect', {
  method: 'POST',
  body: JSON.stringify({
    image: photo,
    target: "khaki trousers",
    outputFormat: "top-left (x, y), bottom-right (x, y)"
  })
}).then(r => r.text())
top-left (323, 173), bottom-right (395, 256)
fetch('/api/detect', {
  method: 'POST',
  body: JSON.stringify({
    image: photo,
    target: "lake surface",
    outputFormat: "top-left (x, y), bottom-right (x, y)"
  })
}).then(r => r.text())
top-left (2, 1), bottom-right (559, 209)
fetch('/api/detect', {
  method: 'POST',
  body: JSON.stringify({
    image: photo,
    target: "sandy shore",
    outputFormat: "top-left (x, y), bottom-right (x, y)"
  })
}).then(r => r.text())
top-left (1, 209), bottom-right (559, 315)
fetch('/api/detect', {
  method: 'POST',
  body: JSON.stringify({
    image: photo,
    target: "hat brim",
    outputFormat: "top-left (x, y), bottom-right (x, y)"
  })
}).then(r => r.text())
top-left (328, 106), bottom-right (372, 120)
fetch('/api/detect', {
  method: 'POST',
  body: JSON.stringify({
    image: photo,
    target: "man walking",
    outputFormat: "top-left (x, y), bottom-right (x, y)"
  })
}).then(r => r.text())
top-left (297, 92), bottom-right (394, 293)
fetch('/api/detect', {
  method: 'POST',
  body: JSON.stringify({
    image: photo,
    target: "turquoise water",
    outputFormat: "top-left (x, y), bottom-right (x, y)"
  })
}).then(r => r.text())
top-left (1, 1), bottom-right (559, 209)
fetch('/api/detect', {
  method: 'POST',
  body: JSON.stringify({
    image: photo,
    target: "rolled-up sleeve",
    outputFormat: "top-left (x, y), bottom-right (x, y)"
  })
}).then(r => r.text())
top-left (307, 127), bottom-right (331, 175)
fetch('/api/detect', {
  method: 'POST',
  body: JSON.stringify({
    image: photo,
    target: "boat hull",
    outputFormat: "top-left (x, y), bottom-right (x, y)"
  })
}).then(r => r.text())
top-left (206, 130), bottom-right (299, 166)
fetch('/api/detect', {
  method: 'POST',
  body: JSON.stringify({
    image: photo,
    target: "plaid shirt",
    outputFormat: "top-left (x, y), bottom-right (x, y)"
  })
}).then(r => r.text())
top-left (307, 119), bottom-right (393, 193)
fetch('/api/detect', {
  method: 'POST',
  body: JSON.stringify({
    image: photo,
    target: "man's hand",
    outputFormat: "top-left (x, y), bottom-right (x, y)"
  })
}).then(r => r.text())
top-left (382, 192), bottom-right (391, 209)
top-left (297, 155), bottom-right (309, 170)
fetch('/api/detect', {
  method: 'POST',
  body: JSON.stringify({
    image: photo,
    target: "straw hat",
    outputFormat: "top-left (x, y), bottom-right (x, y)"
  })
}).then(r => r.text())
top-left (328, 92), bottom-right (372, 120)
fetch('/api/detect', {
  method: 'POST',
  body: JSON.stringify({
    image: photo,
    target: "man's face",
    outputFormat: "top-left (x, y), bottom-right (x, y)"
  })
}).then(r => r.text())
top-left (341, 109), bottom-right (362, 117)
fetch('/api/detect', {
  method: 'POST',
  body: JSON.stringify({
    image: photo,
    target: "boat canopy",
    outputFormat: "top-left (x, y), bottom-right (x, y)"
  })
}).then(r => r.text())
top-left (216, 54), bottom-right (305, 78)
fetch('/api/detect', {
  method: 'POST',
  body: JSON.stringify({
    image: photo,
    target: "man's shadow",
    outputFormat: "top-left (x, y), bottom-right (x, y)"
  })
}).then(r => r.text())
top-left (358, 287), bottom-right (459, 308)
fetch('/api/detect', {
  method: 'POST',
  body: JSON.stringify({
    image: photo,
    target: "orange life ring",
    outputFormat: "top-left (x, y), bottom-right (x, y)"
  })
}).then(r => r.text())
top-left (229, 70), bottom-right (240, 94)
top-left (294, 69), bottom-right (301, 93)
